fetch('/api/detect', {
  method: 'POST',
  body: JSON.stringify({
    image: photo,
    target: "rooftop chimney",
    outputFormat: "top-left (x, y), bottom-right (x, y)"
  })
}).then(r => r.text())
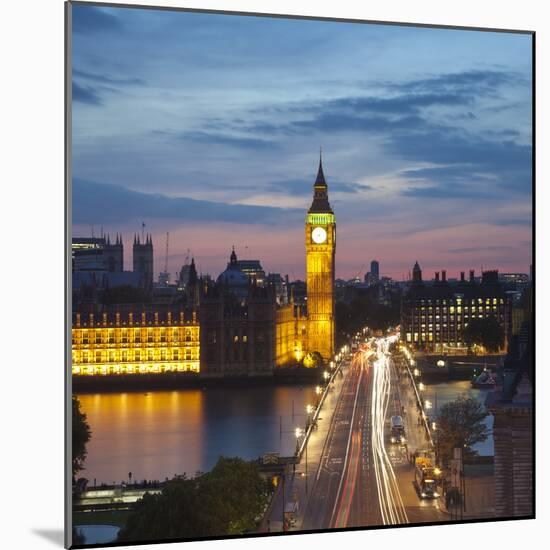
top-left (442, 270), bottom-right (447, 282)
top-left (435, 272), bottom-right (440, 282)
top-left (469, 269), bottom-right (475, 283)
top-left (460, 271), bottom-right (465, 282)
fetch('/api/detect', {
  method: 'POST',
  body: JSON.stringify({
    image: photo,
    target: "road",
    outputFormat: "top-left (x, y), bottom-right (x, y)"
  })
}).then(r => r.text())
top-left (302, 335), bottom-right (446, 530)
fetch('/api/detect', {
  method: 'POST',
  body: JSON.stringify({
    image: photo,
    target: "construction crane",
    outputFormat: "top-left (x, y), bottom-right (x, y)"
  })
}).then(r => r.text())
top-left (164, 232), bottom-right (169, 274)
top-left (158, 232), bottom-right (170, 286)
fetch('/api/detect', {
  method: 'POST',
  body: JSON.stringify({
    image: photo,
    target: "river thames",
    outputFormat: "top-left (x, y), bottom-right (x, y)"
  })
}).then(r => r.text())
top-left (77, 384), bottom-right (318, 484)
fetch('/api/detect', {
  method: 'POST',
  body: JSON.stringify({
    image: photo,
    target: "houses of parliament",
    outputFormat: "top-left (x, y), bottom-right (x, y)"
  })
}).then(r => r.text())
top-left (71, 156), bottom-right (336, 378)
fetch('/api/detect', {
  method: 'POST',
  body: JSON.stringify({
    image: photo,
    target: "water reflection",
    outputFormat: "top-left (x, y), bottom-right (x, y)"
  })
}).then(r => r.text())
top-left (424, 380), bottom-right (494, 456)
top-left (77, 385), bottom-right (316, 484)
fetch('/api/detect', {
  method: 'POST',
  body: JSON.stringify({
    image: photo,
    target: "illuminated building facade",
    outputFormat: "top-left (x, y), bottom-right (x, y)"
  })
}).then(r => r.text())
top-left (305, 154), bottom-right (336, 362)
top-left (275, 300), bottom-right (308, 367)
top-left (401, 264), bottom-right (512, 353)
top-left (72, 308), bottom-right (200, 375)
top-left (72, 156), bottom-right (337, 378)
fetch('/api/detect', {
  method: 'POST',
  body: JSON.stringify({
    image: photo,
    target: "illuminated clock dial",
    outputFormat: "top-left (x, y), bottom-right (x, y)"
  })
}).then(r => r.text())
top-left (311, 226), bottom-right (327, 244)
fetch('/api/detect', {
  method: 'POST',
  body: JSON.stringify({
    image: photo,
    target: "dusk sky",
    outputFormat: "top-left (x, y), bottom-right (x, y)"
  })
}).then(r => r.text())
top-left (71, 4), bottom-right (532, 281)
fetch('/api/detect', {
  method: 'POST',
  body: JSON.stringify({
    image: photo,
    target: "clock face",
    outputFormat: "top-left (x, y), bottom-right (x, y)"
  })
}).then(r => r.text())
top-left (311, 226), bottom-right (327, 244)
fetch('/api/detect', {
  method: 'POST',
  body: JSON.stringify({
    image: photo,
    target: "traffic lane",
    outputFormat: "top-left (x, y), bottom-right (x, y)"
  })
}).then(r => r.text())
top-left (347, 357), bottom-right (385, 528)
top-left (302, 359), bottom-right (362, 530)
top-left (387, 355), bottom-right (446, 524)
top-left (394, 460), bottom-right (447, 523)
top-left (333, 356), bottom-right (370, 528)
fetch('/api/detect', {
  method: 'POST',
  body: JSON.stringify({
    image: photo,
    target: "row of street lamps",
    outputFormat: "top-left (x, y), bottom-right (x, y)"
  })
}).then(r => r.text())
top-left (293, 343), bottom-right (350, 497)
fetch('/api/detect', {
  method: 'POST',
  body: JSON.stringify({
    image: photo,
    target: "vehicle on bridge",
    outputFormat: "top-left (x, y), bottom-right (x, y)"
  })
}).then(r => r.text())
top-left (414, 457), bottom-right (440, 499)
top-left (390, 415), bottom-right (406, 444)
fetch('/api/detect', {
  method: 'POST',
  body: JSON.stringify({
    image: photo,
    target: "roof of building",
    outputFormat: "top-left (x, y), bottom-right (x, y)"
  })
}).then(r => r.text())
top-left (404, 280), bottom-right (506, 301)
top-left (217, 249), bottom-right (249, 287)
top-left (308, 152), bottom-right (333, 214)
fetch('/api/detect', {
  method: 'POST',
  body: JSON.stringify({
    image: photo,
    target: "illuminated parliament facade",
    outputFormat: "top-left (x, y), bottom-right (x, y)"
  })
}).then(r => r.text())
top-left (72, 157), bottom-right (336, 378)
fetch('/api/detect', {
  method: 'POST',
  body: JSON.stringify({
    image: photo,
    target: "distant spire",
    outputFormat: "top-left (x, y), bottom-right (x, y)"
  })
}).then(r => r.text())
top-left (188, 257), bottom-right (198, 286)
top-left (412, 261), bottom-right (422, 283)
top-left (230, 246), bottom-right (237, 265)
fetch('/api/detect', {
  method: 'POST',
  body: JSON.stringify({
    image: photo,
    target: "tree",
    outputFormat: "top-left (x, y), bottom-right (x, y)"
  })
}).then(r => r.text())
top-left (303, 351), bottom-right (323, 369)
top-left (117, 457), bottom-right (272, 543)
top-left (436, 396), bottom-right (489, 466)
top-left (463, 316), bottom-right (504, 353)
top-left (72, 395), bottom-right (91, 480)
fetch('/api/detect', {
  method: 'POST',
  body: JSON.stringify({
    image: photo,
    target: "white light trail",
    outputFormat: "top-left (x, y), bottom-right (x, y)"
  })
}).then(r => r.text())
top-left (370, 336), bottom-right (409, 525)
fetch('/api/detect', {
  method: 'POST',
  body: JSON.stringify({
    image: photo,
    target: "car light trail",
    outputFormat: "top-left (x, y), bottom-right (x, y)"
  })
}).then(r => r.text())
top-left (371, 336), bottom-right (409, 525)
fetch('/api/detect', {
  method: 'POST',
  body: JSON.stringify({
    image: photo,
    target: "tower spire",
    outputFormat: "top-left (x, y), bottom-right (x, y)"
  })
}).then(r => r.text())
top-left (315, 148), bottom-right (326, 187)
top-left (309, 150), bottom-right (332, 214)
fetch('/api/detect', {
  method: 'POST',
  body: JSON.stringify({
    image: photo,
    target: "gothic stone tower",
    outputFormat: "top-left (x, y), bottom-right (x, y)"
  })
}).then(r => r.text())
top-left (305, 153), bottom-right (335, 362)
top-left (103, 233), bottom-right (124, 272)
top-left (133, 233), bottom-right (154, 287)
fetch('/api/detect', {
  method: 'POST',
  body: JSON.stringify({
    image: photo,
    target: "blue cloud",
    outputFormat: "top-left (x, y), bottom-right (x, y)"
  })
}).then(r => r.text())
top-left (390, 130), bottom-right (532, 195)
top-left (72, 179), bottom-right (301, 226)
top-left (178, 131), bottom-right (277, 151)
top-left (386, 69), bottom-right (527, 95)
top-left (267, 178), bottom-right (370, 196)
top-left (73, 68), bottom-right (144, 86)
top-left (72, 81), bottom-right (102, 106)
top-left (72, 5), bottom-right (121, 34)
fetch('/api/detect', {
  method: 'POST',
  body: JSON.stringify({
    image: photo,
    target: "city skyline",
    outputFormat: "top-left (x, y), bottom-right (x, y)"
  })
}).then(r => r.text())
top-left (72, 4), bottom-right (532, 280)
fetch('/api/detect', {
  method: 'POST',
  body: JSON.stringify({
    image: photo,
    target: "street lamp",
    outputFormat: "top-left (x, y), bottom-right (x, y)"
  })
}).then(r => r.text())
top-left (425, 400), bottom-right (432, 410)
top-left (437, 360), bottom-right (445, 368)
top-left (306, 404), bottom-right (313, 428)
top-left (294, 427), bottom-right (309, 496)
top-left (323, 371), bottom-right (329, 382)
top-left (419, 382), bottom-right (425, 391)
top-left (413, 368), bottom-right (420, 377)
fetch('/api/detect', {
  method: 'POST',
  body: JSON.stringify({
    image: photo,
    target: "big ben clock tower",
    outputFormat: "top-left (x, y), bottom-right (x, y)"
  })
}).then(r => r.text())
top-left (305, 151), bottom-right (335, 362)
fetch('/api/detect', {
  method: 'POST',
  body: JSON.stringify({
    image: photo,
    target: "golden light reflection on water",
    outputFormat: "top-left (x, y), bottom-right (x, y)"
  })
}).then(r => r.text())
top-left (77, 390), bottom-right (205, 485)
top-left (77, 385), bottom-right (317, 484)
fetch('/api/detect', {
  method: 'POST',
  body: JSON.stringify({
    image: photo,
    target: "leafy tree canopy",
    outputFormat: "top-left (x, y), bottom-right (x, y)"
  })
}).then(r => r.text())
top-left (436, 396), bottom-right (489, 466)
top-left (72, 395), bottom-right (91, 479)
top-left (463, 316), bottom-right (504, 353)
top-left (117, 457), bottom-right (272, 542)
